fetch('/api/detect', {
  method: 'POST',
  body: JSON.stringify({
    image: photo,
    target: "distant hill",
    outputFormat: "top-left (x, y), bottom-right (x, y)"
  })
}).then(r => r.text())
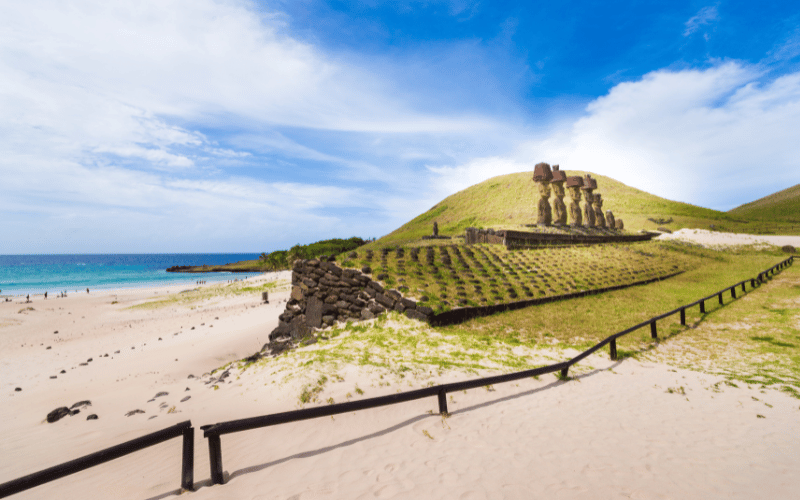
top-left (371, 171), bottom-right (756, 247)
top-left (728, 184), bottom-right (800, 223)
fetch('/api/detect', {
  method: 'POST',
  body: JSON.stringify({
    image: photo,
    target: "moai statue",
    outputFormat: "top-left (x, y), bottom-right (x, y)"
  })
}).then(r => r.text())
top-left (582, 175), bottom-right (597, 228)
top-left (615, 219), bottom-right (624, 230)
top-left (566, 176), bottom-right (584, 227)
top-left (593, 193), bottom-right (607, 228)
top-left (533, 162), bottom-right (553, 226)
top-left (550, 165), bottom-right (567, 226)
top-left (606, 210), bottom-right (616, 230)
top-left (433, 221), bottom-right (439, 236)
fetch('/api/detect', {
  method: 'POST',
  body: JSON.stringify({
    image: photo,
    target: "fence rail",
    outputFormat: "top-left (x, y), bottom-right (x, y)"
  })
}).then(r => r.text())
top-left (201, 255), bottom-right (794, 485)
top-left (0, 421), bottom-right (194, 498)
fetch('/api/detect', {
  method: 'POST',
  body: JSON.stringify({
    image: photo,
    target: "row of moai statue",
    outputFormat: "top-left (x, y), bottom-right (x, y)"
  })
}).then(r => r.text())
top-left (532, 163), bottom-right (623, 230)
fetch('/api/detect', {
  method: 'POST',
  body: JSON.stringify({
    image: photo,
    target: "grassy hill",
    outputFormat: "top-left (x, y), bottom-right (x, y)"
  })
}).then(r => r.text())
top-left (728, 183), bottom-right (800, 226)
top-left (370, 171), bottom-right (777, 248)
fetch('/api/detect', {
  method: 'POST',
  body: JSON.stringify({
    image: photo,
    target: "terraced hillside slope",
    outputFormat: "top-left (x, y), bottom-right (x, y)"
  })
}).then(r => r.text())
top-left (341, 242), bottom-right (690, 315)
top-left (728, 183), bottom-right (800, 224)
top-left (371, 171), bottom-right (798, 248)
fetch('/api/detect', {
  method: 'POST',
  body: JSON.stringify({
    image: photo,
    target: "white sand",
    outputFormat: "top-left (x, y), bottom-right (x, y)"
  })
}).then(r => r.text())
top-left (657, 228), bottom-right (800, 249)
top-left (2, 271), bottom-right (799, 499)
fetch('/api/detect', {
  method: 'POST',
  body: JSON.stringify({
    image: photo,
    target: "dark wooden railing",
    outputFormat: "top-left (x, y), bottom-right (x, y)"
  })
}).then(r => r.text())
top-left (0, 421), bottom-right (194, 498)
top-left (2, 256), bottom-right (794, 494)
top-left (201, 256), bottom-right (794, 485)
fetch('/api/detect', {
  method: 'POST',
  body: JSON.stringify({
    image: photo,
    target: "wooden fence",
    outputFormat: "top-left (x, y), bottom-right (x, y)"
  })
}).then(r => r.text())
top-left (0, 421), bottom-right (194, 498)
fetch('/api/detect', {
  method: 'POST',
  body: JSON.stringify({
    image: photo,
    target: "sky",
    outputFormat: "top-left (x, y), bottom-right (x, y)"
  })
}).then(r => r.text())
top-left (2, 0), bottom-right (799, 253)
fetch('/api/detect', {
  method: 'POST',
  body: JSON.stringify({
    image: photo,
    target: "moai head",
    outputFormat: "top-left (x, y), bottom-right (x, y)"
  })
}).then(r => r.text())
top-left (593, 193), bottom-right (603, 209)
top-left (581, 174), bottom-right (596, 202)
top-left (538, 181), bottom-right (551, 198)
top-left (433, 221), bottom-right (439, 236)
top-left (533, 162), bottom-right (553, 197)
top-left (566, 176), bottom-right (583, 202)
top-left (551, 165), bottom-right (566, 197)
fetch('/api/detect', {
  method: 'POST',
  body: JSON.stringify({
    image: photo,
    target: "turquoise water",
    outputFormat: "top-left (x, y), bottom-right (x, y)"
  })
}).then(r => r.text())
top-left (0, 254), bottom-right (263, 296)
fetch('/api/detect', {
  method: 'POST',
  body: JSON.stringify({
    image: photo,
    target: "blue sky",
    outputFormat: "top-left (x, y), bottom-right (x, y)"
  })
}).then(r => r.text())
top-left (2, 0), bottom-right (799, 253)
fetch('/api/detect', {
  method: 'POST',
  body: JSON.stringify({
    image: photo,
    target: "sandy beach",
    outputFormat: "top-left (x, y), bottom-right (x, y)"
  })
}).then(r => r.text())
top-left (2, 254), bottom-right (799, 499)
top-left (657, 228), bottom-right (800, 249)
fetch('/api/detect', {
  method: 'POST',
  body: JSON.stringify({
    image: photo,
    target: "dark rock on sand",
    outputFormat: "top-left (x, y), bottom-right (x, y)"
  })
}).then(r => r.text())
top-left (87, 414), bottom-right (98, 420)
top-left (180, 396), bottom-right (191, 402)
top-left (60, 370), bottom-right (66, 374)
top-left (154, 391), bottom-right (168, 398)
top-left (15, 387), bottom-right (21, 392)
top-left (47, 407), bottom-right (71, 423)
top-left (71, 400), bottom-right (91, 410)
top-left (125, 409), bottom-right (145, 417)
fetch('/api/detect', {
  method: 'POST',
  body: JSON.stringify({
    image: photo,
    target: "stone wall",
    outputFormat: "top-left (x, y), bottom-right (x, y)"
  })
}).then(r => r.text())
top-left (465, 227), bottom-right (653, 248)
top-left (268, 257), bottom-right (433, 342)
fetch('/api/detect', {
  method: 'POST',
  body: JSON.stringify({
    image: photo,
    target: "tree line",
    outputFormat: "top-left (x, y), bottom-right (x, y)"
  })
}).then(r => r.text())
top-left (258, 237), bottom-right (368, 271)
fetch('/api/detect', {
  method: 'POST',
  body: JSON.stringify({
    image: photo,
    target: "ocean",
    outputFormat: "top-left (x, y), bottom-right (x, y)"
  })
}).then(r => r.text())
top-left (0, 254), bottom-right (263, 296)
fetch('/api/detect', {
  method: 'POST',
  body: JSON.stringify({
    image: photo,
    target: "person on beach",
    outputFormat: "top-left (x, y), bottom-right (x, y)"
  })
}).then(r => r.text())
top-left (26, 294), bottom-right (30, 302)
top-left (87, 288), bottom-right (89, 294)
top-left (44, 291), bottom-right (47, 299)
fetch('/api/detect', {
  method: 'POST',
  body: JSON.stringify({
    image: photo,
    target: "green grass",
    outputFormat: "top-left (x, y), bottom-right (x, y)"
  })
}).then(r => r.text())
top-left (728, 183), bottom-right (800, 221)
top-left (129, 279), bottom-right (284, 310)
top-left (638, 261), bottom-right (800, 396)
top-left (214, 246), bottom-right (796, 405)
top-left (439, 243), bottom-right (786, 350)
top-left (342, 241), bottom-right (691, 314)
top-left (360, 171), bottom-right (799, 249)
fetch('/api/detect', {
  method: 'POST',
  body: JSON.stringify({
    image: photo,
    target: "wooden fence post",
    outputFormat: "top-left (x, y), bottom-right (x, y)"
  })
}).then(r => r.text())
top-left (208, 434), bottom-right (224, 485)
top-left (680, 308), bottom-right (686, 326)
top-left (560, 366), bottom-right (569, 378)
top-left (438, 389), bottom-right (448, 415)
top-left (650, 321), bottom-right (657, 339)
top-left (181, 427), bottom-right (194, 491)
top-left (731, 287), bottom-right (736, 299)
top-left (718, 293), bottom-right (723, 305)
top-left (609, 338), bottom-right (617, 360)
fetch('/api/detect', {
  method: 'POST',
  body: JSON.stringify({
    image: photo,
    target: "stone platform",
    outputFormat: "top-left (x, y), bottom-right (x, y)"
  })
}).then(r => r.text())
top-left (464, 227), bottom-right (655, 248)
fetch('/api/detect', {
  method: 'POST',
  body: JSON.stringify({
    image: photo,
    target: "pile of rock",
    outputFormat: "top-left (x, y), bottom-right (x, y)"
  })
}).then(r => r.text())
top-left (268, 257), bottom-right (433, 345)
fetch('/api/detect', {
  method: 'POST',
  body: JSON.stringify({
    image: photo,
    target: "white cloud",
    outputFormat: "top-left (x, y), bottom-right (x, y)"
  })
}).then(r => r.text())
top-left (0, 0), bottom-right (508, 252)
top-left (684, 6), bottom-right (718, 37)
top-left (431, 62), bottom-right (800, 211)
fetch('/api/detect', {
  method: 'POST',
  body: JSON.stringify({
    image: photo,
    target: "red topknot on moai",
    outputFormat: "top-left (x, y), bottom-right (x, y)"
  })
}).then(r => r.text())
top-left (533, 162), bottom-right (553, 226)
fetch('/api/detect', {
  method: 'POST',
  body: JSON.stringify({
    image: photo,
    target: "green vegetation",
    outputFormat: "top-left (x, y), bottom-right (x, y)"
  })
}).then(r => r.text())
top-left (441, 243), bottom-right (785, 348)
top-left (638, 261), bottom-right (800, 397)
top-left (258, 237), bottom-right (367, 271)
top-left (129, 278), bottom-right (285, 310)
top-left (362, 171), bottom-right (799, 249)
top-left (343, 241), bottom-right (689, 314)
top-left (172, 237), bottom-right (368, 273)
top-left (728, 183), bottom-right (800, 231)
